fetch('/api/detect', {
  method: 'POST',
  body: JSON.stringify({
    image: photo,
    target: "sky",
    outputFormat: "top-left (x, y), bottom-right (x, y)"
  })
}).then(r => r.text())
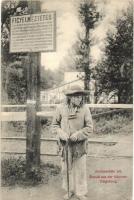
top-left (41, 0), bottom-right (81, 70)
top-left (41, 0), bottom-right (130, 71)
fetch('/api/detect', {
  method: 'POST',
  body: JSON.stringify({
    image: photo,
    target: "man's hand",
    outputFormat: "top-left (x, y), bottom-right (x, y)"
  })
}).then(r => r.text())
top-left (70, 133), bottom-right (78, 142)
top-left (59, 132), bottom-right (69, 142)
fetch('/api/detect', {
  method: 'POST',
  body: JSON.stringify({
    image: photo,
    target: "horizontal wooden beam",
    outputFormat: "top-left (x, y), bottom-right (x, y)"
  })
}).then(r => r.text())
top-left (1, 137), bottom-right (57, 142)
top-left (1, 104), bottom-right (133, 108)
top-left (1, 152), bottom-right (132, 159)
top-left (1, 105), bottom-right (26, 108)
top-left (87, 104), bottom-right (133, 108)
top-left (34, 103), bottom-right (132, 108)
top-left (1, 103), bottom-right (133, 121)
top-left (0, 137), bottom-right (119, 144)
top-left (2, 137), bottom-right (132, 159)
top-left (1, 112), bottom-right (26, 121)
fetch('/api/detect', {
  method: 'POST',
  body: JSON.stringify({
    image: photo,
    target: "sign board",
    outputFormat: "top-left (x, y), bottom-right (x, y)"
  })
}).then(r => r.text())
top-left (10, 12), bottom-right (56, 53)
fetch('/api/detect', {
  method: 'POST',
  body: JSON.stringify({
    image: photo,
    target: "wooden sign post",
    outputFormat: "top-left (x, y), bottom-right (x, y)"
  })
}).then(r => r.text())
top-left (26, 1), bottom-right (41, 177)
top-left (10, 0), bottom-right (56, 177)
top-left (26, 54), bottom-right (41, 176)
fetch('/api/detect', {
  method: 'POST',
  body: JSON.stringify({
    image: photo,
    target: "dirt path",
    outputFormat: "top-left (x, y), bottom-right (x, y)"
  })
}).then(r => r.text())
top-left (2, 157), bottom-right (132, 200)
top-left (1, 134), bottom-right (133, 200)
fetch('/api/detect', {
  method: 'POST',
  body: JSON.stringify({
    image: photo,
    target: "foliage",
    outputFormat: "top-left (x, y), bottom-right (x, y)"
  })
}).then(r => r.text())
top-left (1, 157), bottom-right (60, 186)
top-left (1, 0), bottom-right (29, 104)
top-left (2, 157), bottom-right (27, 186)
top-left (94, 109), bottom-right (132, 135)
top-left (79, 0), bottom-right (99, 37)
top-left (76, 0), bottom-right (99, 89)
top-left (95, 5), bottom-right (133, 103)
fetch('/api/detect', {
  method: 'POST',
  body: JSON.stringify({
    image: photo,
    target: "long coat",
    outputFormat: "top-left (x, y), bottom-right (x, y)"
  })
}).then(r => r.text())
top-left (52, 103), bottom-right (93, 160)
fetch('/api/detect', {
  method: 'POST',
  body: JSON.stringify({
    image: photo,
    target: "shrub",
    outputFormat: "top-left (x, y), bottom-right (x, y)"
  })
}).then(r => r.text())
top-left (1, 157), bottom-right (26, 186)
top-left (1, 157), bottom-right (60, 186)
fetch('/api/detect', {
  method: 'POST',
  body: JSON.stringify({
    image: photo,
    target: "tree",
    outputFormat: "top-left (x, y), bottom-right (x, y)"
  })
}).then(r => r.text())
top-left (76, 0), bottom-right (99, 90)
top-left (1, 0), bottom-right (28, 104)
top-left (95, 5), bottom-right (133, 103)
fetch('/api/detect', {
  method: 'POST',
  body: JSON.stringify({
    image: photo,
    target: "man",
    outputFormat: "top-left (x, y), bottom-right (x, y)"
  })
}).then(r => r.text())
top-left (52, 84), bottom-right (93, 200)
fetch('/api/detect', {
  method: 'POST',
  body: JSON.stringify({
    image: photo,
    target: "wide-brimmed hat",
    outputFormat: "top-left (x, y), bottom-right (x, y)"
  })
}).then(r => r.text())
top-left (64, 84), bottom-right (90, 96)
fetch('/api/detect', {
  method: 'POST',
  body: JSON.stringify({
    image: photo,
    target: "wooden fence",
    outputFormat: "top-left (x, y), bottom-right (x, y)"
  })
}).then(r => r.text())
top-left (1, 104), bottom-right (133, 165)
top-left (1, 104), bottom-right (133, 121)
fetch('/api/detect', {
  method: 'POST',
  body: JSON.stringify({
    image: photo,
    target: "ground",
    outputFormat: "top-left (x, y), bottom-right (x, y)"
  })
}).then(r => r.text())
top-left (1, 133), bottom-right (132, 200)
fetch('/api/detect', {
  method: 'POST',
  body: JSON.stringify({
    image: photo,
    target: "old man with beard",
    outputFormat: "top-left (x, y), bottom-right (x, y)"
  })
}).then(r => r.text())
top-left (52, 84), bottom-right (93, 200)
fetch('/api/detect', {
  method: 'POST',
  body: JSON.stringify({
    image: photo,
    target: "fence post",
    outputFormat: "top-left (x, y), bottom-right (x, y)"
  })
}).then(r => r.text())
top-left (26, 1), bottom-right (41, 177)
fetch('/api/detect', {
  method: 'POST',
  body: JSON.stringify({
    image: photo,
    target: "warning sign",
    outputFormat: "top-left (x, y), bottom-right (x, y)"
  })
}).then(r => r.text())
top-left (10, 12), bottom-right (56, 53)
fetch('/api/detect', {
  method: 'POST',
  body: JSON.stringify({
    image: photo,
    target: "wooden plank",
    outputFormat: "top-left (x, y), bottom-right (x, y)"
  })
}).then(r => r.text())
top-left (0, 112), bottom-right (26, 121)
top-left (87, 104), bottom-right (133, 108)
top-left (41, 103), bottom-right (133, 108)
top-left (1, 105), bottom-right (26, 108)
top-left (1, 107), bottom-right (132, 121)
top-left (1, 136), bottom-right (132, 160)
top-left (1, 137), bottom-right (131, 144)
top-left (1, 103), bottom-right (133, 109)
top-left (1, 152), bottom-right (58, 156)
top-left (37, 108), bottom-right (132, 118)
top-left (1, 138), bottom-right (58, 155)
top-left (36, 111), bottom-right (54, 117)
top-left (1, 137), bottom-right (58, 142)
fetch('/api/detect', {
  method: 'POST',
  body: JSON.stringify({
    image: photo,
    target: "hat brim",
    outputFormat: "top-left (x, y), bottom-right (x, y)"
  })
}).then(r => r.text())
top-left (65, 90), bottom-right (90, 96)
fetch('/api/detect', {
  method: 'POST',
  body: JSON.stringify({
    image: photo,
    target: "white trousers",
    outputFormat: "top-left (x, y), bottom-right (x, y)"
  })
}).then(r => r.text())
top-left (61, 154), bottom-right (88, 196)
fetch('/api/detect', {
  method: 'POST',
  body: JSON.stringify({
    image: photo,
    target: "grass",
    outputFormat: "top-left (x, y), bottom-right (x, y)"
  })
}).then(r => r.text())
top-left (94, 110), bottom-right (132, 135)
top-left (1, 157), bottom-right (60, 187)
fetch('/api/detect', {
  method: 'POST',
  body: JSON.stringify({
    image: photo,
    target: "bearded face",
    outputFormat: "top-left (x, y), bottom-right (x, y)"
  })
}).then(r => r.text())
top-left (70, 95), bottom-right (83, 107)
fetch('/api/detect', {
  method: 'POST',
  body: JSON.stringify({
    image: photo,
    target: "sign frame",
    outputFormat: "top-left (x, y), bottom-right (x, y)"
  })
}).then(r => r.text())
top-left (9, 11), bottom-right (56, 53)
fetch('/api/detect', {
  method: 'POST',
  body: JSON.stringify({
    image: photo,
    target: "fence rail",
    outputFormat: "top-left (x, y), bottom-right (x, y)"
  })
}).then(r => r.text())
top-left (1, 136), bottom-right (132, 158)
top-left (1, 104), bottom-right (133, 121)
top-left (1, 103), bottom-right (133, 108)
top-left (1, 136), bottom-right (118, 143)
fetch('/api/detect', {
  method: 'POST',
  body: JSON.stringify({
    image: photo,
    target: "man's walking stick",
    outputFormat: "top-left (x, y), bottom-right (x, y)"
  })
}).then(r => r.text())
top-left (65, 140), bottom-right (70, 199)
